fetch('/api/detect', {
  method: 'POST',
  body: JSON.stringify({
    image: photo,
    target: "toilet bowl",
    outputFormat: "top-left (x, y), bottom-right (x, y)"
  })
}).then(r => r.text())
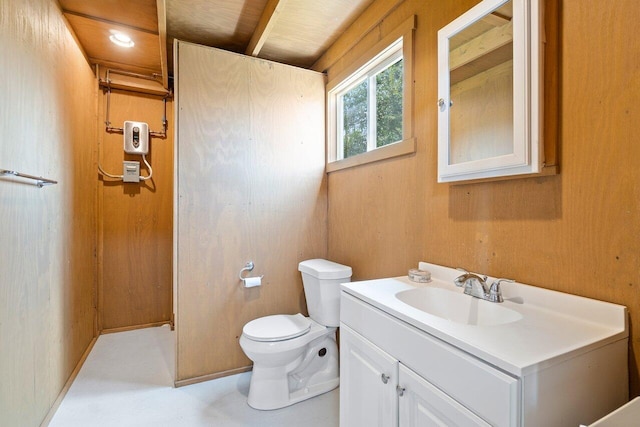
top-left (239, 314), bottom-right (339, 410)
top-left (239, 259), bottom-right (352, 410)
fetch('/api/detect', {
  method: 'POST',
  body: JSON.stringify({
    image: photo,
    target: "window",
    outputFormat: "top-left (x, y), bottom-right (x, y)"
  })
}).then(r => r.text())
top-left (337, 43), bottom-right (403, 159)
top-left (326, 17), bottom-right (415, 172)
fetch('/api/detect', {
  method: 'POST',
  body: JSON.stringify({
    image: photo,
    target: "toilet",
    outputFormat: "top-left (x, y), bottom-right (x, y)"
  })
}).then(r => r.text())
top-left (239, 258), bottom-right (352, 410)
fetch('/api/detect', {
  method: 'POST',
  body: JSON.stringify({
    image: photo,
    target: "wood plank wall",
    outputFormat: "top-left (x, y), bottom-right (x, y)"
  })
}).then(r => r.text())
top-left (174, 42), bottom-right (327, 382)
top-left (317, 0), bottom-right (640, 396)
top-left (98, 91), bottom-right (173, 332)
top-left (0, 0), bottom-right (98, 424)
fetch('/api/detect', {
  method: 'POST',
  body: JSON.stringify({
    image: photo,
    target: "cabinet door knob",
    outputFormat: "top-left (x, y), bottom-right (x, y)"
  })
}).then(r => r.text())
top-left (438, 98), bottom-right (453, 111)
top-left (381, 373), bottom-right (390, 384)
top-left (396, 385), bottom-right (406, 397)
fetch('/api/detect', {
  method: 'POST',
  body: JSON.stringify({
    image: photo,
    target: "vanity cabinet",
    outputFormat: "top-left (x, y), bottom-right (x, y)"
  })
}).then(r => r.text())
top-left (339, 282), bottom-right (627, 427)
top-left (437, 0), bottom-right (544, 182)
top-left (340, 325), bottom-right (490, 426)
top-left (340, 293), bottom-right (518, 426)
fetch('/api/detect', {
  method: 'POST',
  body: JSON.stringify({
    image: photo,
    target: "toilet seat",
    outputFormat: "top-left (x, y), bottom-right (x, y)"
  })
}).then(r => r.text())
top-left (243, 313), bottom-right (311, 342)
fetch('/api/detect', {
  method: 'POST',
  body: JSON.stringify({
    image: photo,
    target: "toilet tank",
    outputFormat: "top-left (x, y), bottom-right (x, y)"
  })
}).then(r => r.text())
top-left (298, 259), bottom-right (352, 327)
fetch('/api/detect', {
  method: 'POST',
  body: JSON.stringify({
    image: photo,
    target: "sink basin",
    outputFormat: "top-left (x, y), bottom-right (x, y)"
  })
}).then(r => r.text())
top-left (395, 287), bottom-right (523, 326)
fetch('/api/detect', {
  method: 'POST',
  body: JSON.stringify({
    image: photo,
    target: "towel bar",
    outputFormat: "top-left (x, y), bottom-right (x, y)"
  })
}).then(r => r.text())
top-left (0, 169), bottom-right (57, 188)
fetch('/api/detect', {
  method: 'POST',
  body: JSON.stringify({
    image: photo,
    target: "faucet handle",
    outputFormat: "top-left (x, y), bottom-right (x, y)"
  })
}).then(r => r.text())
top-left (488, 278), bottom-right (514, 302)
top-left (491, 278), bottom-right (515, 287)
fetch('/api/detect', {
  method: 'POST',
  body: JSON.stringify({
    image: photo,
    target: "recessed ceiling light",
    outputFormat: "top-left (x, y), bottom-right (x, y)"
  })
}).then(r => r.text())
top-left (109, 31), bottom-right (134, 48)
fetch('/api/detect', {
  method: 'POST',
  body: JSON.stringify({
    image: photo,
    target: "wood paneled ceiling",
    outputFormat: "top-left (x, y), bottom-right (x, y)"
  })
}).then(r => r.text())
top-left (58, 0), bottom-right (376, 90)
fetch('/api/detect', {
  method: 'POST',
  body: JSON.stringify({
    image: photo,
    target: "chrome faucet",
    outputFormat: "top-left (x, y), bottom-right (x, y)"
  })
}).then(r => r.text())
top-left (454, 268), bottom-right (489, 299)
top-left (454, 268), bottom-right (514, 303)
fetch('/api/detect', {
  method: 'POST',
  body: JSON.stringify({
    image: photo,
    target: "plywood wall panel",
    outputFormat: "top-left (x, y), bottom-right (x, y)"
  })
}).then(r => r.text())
top-left (0, 0), bottom-right (97, 424)
top-left (175, 42), bottom-right (326, 381)
top-left (325, 0), bottom-right (640, 396)
top-left (98, 91), bottom-right (173, 331)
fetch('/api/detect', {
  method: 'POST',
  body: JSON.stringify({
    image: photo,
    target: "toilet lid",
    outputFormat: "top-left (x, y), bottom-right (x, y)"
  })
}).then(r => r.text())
top-left (243, 313), bottom-right (311, 342)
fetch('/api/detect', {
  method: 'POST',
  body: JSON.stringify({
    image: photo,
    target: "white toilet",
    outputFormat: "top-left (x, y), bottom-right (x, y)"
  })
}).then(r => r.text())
top-left (239, 258), bottom-right (352, 410)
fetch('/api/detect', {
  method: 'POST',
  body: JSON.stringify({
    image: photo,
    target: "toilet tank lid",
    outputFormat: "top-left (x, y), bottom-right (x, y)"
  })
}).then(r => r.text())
top-left (298, 259), bottom-right (352, 280)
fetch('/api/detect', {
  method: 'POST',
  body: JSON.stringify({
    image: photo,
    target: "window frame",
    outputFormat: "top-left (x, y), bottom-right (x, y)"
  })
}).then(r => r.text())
top-left (326, 16), bottom-right (416, 173)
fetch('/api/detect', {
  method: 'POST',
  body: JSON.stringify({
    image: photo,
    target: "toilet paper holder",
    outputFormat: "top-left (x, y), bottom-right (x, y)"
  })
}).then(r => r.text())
top-left (239, 261), bottom-right (263, 285)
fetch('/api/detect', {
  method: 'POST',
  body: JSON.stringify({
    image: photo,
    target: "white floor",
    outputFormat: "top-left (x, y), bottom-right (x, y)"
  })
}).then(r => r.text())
top-left (49, 325), bottom-right (339, 427)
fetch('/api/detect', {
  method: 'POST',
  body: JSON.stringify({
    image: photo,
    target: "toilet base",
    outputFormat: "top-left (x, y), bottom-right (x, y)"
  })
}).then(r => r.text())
top-left (288, 376), bottom-right (339, 406)
top-left (247, 375), bottom-right (339, 410)
top-left (246, 334), bottom-right (339, 410)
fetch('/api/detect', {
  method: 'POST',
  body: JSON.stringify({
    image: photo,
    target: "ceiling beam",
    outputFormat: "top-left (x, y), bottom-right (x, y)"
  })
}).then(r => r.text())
top-left (311, 0), bottom-right (403, 73)
top-left (245, 0), bottom-right (288, 57)
top-left (482, 12), bottom-right (511, 27)
top-left (156, 0), bottom-right (169, 88)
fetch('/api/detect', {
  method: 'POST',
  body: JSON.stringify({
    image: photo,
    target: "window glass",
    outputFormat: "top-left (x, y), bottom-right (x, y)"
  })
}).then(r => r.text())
top-left (342, 79), bottom-right (369, 158)
top-left (376, 59), bottom-right (403, 148)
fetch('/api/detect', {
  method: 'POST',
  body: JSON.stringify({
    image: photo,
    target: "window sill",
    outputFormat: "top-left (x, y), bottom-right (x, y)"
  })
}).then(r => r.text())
top-left (326, 137), bottom-right (416, 173)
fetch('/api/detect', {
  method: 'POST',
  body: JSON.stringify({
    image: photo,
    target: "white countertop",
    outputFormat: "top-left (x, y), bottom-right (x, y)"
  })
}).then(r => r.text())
top-left (341, 262), bottom-right (628, 376)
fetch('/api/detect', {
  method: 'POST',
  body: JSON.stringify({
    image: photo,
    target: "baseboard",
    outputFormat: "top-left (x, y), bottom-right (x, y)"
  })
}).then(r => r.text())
top-left (40, 336), bottom-right (98, 427)
top-left (174, 366), bottom-right (252, 388)
top-left (100, 320), bottom-right (172, 334)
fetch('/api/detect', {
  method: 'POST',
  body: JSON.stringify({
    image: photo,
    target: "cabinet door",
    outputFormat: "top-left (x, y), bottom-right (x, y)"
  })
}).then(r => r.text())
top-left (340, 325), bottom-right (398, 427)
top-left (437, 0), bottom-right (544, 182)
top-left (399, 364), bottom-right (491, 427)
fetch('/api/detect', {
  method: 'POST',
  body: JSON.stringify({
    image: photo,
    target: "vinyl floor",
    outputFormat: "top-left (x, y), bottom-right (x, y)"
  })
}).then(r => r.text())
top-left (48, 325), bottom-right (339, 426)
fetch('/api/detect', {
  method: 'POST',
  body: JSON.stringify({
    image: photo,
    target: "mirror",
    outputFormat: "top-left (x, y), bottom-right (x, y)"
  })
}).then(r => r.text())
top-left (449, 1), bottom-right (513, 165)
top-left (437, 0), bottom-right (543, 183)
